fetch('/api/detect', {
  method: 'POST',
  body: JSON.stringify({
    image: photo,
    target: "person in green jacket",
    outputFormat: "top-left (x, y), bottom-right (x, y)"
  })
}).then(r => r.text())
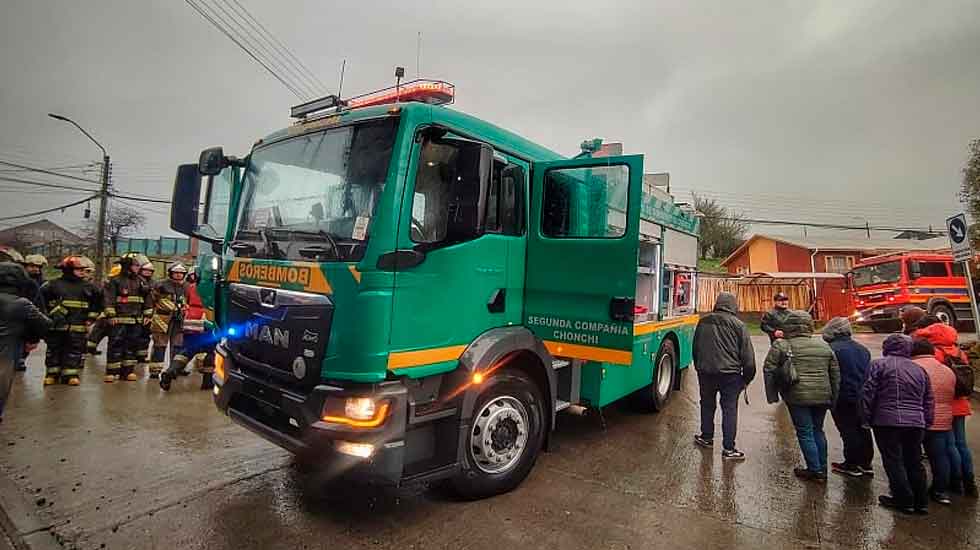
top-left (763, 310), bottom-right (841, 481)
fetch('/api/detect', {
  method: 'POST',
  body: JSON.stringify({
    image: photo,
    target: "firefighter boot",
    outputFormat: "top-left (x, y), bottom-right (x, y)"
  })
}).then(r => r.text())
top-left (965, 477), bottom-right (978, 498)
top-left (159, 370), bottom-right (174, 392)
top-left (43, 376), bottom-right (57, 386)
top-left (200, 372), bottom-right (214, 391)
top-left (67, 377), bottom-right (81, 386)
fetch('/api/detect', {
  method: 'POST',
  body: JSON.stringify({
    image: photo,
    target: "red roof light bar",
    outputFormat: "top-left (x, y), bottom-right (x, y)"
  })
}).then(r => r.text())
top-left (347, 79), bottom-right (455, 109)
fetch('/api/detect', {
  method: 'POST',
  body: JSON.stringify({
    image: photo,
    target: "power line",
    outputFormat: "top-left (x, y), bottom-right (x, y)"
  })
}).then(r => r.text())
top-left (109, 192), bottom-right (170, 204)
top-left (184, 0), bottom-right (306, 99)
top-left (0, 160), bottom-right (102, 186)
top-left (212, 0), bottom-right (320, 98)
top-left (0, 175), bottom-right (101, 193)
top-left (0, 195), bottom-right (97, 222)
top-left (701, 214), bottom-right (946, 235)
top-left (225, 0), bottom-right (328, 94)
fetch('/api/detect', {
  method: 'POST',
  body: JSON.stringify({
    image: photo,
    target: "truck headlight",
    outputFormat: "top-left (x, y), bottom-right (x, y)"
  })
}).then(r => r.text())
top-left (322, 397), bottom-right (390, 428)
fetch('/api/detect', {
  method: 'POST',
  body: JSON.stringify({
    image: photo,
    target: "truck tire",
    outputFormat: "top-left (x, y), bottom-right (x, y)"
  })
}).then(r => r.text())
top-left (633, 340), bottom-right (676, 412)
top-left (451, 370), bottom-right (546, 500)
top-left (869, 322), bottom-right (892, 334)
top-left (931, 304), bottom-right (956, 326)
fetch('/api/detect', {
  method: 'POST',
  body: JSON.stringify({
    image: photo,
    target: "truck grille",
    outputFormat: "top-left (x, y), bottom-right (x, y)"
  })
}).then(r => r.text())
top-left (226, 283), bottom-right (333, 390)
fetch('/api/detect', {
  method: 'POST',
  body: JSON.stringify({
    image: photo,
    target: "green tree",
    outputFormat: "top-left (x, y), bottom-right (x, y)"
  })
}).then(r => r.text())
top-left (960, 138), bottom-right (980, 245)
top-left (691, 193), bottom-right (748, 259)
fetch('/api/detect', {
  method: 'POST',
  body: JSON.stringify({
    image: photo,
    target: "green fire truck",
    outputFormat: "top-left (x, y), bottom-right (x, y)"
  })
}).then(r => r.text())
top-left (169, 80), bottom-right (700, 499)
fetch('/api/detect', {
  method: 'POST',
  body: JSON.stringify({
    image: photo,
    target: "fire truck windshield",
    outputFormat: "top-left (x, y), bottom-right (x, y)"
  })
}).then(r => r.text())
top-left (234, 118), bottom-right (397, 261)
top-left (852, 260), bottom-right (901, 287)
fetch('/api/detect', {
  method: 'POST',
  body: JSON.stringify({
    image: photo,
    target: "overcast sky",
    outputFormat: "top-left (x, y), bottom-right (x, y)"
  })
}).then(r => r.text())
top-left (1, 0), bottom-right (978, 240)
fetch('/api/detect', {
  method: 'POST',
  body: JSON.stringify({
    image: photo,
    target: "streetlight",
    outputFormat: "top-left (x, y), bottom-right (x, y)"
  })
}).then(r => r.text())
top-left (48, 113), bottom-right (110, 281)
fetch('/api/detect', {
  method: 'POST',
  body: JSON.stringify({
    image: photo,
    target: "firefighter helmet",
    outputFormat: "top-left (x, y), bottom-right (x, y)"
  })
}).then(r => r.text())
top-left (0, 246), bottom-right (24, 264)
top-left (61, 256), bottom-right (95, 274)
top-left (108, 264), bottom-right (122, 277)
top-left (24, 254), bottom-right (48, 268)
top-left (168, 262), bottom-right (188, 274)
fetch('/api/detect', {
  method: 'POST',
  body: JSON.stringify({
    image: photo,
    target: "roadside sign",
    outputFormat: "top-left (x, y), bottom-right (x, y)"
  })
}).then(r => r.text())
top-left (947, 213), bottom-right (972, 262)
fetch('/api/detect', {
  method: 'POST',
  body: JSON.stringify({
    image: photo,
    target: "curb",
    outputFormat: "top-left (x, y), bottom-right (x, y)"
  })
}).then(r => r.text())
top-left (0, 471), bottom-right (62, 550)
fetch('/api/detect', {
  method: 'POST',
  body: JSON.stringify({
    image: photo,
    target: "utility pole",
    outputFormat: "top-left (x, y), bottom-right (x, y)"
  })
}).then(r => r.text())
top-left (48, 113), bottom-right (110, 281)
top-left (96, 153), bottom-right (110, 280)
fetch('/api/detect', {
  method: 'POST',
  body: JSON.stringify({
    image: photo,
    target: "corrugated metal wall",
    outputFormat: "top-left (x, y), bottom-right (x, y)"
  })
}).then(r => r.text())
top-left (698, 276), bottom-right (811, 314)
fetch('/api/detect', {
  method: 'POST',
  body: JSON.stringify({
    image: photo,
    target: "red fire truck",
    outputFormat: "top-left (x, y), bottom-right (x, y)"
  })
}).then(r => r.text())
top-left (850, 252), bottom-right (972, 332)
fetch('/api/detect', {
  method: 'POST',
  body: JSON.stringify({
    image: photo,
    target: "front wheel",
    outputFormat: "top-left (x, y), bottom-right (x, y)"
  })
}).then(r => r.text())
top-left (931, 304), bottom-right (956, 326)
top-left (451, 371), bottom-right (546, 499)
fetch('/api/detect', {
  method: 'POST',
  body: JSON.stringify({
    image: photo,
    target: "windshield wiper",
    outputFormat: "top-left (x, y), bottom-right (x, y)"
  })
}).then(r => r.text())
top-left (234, 229), bottom-right (284, 259)
top-left (272, 229), bottom-right (344, 260)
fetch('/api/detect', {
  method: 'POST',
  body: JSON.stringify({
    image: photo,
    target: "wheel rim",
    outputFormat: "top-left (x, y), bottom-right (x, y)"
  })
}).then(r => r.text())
top-left (936, 309), bottom-right (953, 325)
top-left (470, 395), bottom-right (529, 474)
top-left (656, 352), bottom-right (673, 398)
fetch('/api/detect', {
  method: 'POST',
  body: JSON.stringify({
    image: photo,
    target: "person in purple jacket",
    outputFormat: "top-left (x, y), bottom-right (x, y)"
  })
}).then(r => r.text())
top-left (861, 334), bottom-right (935, 515)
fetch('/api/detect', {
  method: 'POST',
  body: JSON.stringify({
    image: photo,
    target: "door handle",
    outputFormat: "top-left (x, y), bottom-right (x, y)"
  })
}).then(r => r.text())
top-left (609, 297), bottom-right (635, 322)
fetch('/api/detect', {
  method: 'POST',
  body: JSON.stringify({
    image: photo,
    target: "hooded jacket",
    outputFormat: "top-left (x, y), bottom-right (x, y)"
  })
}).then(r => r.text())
top-left (763, 310), bottom-right (840, 406)
top-left (821, 317), bottom-right (871, 404)
top-left (914, 322), bottom-right (972, 417)
top-left (0, 262), bottom-right (52, 414)
top-left (861, 334), bottom-right (934, 429)
top-left (692, 292), bottom-right (756, 380)
top-left (913, 354), bottom-right (955, 431)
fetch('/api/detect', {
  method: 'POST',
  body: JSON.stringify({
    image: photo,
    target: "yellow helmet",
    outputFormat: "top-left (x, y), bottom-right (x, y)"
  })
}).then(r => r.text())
top-left (109, 264), bottom-right (122, 278)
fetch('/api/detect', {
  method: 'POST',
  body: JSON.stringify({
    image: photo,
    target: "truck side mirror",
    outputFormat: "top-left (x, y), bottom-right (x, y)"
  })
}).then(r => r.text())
top-left (441, 139), bottom-right (493, 242)
top-left (199, 147), bottom-right (227, 176)
top-left (909, 261), bottom-right (922, 280)
top-left (171, 164), bottom-right (222, 244)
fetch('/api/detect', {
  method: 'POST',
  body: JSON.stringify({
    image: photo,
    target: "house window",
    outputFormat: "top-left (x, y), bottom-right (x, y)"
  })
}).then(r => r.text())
top-left (825, 255), bottom-right (854, 274)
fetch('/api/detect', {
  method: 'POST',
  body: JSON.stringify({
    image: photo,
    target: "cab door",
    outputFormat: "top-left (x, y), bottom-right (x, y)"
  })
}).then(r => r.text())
top-left (525, 155), bottom-right (643, 365)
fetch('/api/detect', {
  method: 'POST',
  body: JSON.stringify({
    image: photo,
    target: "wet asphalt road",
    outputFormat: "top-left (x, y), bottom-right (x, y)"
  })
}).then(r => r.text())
top-left (1, 335), bottom-right (979, 550)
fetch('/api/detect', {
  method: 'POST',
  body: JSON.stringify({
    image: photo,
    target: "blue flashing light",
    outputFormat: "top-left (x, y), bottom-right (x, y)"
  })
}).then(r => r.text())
top-left (226, 327), bottom-right (237, 337)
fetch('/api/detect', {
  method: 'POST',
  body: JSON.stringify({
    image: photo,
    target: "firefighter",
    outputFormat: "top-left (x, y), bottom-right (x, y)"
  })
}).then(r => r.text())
top-left (40, 256), bottom-right (101, 385)
top-left (147, 263), bottom-right (187, 379)
top-left (134, 260), bottom-right (156, 376)
top-left (87, 263), bottom-right (121, 357)
top-left (104, 253), bottom-right (153, 382)
top-left (23, 254), bottom-right (47, 289)
top-left (160, 268), bottom-right (215, 391)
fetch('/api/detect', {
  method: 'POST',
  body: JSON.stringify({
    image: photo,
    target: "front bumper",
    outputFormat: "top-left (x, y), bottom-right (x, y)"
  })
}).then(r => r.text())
top-left (855, 305), bottom-right (900, 324)
top-left (213, 343), bottom-right (408, 484)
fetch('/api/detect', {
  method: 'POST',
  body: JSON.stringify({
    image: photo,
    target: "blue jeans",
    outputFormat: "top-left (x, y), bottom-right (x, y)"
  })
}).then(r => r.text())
top-left (788, 405), bottom-right (828, 473)
top-left (952, 416), bottom-right (975, 480)
top-left (924, 430), bottom-right (955, 493)
top-left (698, 372), bottom-right (743, 451)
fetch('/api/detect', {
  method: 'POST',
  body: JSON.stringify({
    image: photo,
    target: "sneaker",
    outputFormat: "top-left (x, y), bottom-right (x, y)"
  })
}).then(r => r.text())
top-left (722, 449), bottom-right (746, 461)
top-left (831, 462), bottom-right (863, 477)
top-left (930, 492), bottom-right (952, 505)
top-left (159, 372), bottom-right (173, 392)
top-left (694, 435), bottom-right (713, 448)
top-left (878, 495), bottom-right (915, 514)
top-left (859, 465), bottom-right (874, 477)
top-left (794, 467), bottom-right (826, 482)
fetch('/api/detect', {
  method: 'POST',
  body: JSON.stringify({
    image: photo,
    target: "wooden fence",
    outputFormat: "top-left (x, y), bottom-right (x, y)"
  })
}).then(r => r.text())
top-left (697, 276), bottom-right (811, 313)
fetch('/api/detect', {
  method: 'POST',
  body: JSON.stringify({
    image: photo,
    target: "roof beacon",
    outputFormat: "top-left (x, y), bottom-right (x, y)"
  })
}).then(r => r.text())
top-left (290, 79), bottom-right (455, 120)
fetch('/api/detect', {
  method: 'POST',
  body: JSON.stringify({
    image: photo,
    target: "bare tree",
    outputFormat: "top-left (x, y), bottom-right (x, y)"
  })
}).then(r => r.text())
top-left (76, 203), bottom-right (147, 252)
top-left (691, 193), bottom-right (749, 259)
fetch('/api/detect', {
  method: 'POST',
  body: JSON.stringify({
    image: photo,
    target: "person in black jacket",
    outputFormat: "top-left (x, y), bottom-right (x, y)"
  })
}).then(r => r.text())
top-left (761, 292), bottom-right (792, 342)
top-left (822, 317), bottom-right (874, 478)
top-left (0, 262), bottom-right (52, 423)
top-left (692, 292), bottom-right (756, 460)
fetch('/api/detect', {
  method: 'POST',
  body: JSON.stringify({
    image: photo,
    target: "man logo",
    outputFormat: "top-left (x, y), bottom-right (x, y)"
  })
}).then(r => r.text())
top-left (245, 322), bottom-right (290, 349)
top-left (292, 356), bottom-right (307, 379)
